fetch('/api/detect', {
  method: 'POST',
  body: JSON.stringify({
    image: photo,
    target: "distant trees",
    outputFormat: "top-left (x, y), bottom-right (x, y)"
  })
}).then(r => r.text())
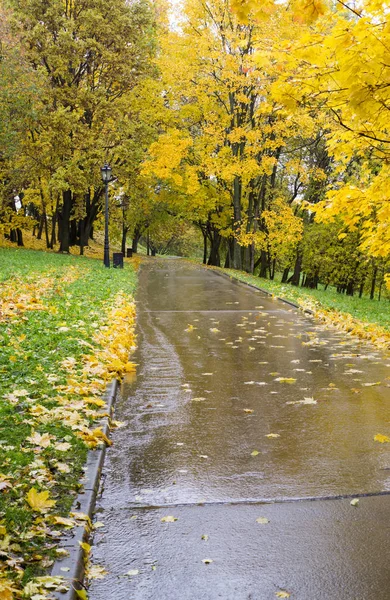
top-left (1, 0), bottom-right (389, 299)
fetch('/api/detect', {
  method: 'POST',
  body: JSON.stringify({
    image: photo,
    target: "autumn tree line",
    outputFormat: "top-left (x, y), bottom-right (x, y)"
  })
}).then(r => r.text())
top-left (1, 0), bottom-right (389, 299)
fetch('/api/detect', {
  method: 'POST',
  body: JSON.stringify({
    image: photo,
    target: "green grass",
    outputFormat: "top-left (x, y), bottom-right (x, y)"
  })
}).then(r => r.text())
top-left (220, 268), bottom-right (390, 332)
top-left (0, 247), bottom-right (137, 587)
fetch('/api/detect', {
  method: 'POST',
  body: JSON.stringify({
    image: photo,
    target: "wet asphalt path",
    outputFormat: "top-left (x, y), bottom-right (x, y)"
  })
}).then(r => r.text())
top-left (89, 259), bottom-right (390, 599)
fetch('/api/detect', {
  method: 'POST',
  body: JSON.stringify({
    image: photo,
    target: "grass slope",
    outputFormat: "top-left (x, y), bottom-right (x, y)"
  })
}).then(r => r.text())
top-left (210, 267), bottom-right (390, 348)
top-left (0, 248), bottom-right (137, 597)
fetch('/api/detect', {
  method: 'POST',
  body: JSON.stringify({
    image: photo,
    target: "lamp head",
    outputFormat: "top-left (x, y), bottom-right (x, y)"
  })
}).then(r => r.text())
top-left (101, 163), bottom-right (112, 183)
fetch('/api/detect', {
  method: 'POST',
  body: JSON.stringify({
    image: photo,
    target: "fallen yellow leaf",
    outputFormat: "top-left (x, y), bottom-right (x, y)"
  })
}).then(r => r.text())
top-left (256, 517), bottom-right (269, 524)
top-left (52, 516), bottom-right (75, 528)
top-left (374, 434), bottom-right (390, 443)
top-left (26, 488), bottom-right (56, 513)
top-left (79, 541), bottom-right (91, 554)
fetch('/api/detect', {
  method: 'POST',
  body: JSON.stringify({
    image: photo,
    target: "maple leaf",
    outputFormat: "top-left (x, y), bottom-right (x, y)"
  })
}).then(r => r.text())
top-left (161, 516), bottom-right (177, 523)
top-left (26, 431), bottom-right (53, 448)
top-left (26, 488), bottom-right (56, 513)
top-left (374, 434), bottom-right (390, 443)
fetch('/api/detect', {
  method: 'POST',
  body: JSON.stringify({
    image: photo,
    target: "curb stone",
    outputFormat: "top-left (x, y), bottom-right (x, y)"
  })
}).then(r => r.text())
top-left (209, 267), bottom-right (314, 315)
top-left (50, 379), bottom-right (118, 599)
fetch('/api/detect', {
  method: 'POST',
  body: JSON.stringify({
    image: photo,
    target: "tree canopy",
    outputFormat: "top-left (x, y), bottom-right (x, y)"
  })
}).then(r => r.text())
top-left (1, 0), bottom-right (389, 296)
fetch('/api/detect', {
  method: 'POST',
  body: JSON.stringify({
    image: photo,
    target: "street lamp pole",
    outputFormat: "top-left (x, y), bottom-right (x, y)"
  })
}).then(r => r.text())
top-left (101, 163), bottom-right (112, 268)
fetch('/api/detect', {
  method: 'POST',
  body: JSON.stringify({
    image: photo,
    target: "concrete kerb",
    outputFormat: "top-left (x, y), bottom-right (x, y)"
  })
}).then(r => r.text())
top-left (50, 379), bottom-right (119, 600)
top-left (209, 267), bottom-right (314, 315)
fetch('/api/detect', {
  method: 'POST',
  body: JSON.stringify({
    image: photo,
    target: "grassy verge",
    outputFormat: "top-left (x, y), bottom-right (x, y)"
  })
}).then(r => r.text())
top-left (0, 248), bottom-right (138, 598)
top-left (209, 267), bottom-right (390, 350)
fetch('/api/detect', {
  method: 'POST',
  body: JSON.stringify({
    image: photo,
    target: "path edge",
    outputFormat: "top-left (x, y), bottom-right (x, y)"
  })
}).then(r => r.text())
top-left (50, 378), bottom-right (119, 599)
top-left (208, 267), bottom-right (314, 315)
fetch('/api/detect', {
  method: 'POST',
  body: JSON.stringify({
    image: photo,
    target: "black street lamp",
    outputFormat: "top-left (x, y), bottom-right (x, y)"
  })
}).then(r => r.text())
top-left (101, 163), bottom-right (113, 268)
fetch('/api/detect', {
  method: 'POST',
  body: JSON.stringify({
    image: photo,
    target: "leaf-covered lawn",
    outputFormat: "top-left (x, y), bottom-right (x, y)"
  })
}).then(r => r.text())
top-left (214, 268), bottom-right (390, 349)
top-left (0, 248), bottom-right (137, 598)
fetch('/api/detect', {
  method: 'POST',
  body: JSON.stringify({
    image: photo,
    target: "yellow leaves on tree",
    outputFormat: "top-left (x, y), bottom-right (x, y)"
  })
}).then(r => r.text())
top-left (270, 1), bottom-right (390, 271)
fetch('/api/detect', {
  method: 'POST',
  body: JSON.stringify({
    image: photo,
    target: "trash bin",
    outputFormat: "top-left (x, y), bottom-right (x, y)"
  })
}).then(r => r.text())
top-left (113, 252), bottom-right (124, 268)
top-left (126, 248), bottom-right (133, 258)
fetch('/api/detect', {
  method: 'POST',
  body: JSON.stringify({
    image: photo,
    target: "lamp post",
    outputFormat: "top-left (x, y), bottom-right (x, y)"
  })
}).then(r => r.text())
top-left (101, 163), bottom-right (112, 268)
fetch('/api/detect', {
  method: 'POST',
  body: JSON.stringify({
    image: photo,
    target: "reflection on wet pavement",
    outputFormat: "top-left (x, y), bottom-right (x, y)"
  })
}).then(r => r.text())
top-left (89, 259), bottom-right (390, 599)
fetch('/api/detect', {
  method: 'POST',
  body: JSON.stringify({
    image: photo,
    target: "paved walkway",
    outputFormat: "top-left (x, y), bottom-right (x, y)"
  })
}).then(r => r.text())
top-left (89, 259), bottom-right (390, 599)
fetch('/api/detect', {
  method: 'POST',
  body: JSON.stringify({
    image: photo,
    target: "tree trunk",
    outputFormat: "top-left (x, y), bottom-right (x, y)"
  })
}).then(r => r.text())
top-left (50, 205), bottom-right (58, 249)
top-left (37, 214), bottom-right (44, 240)
top-left (207, 230), bottom-right (221, 266)
top-left (270, 258), bottom-right (276, 280)
top-left (202, 229), bottom-right (207, 265)
top-left (16, 228), bottom-right (23, 246)
top-left (281, 267), bottom-right (289, 283)
top-left (69, 219), bottom-right (77, 246)
top-left (79, 219), bottom-right (85, 255)
top-left (44, 213), bottom-right (50, 248)
top-left (132, 227), bottom-right (141, 253)
top-left (121, 224), bottom-right (128, 256)
top-left (224, 239), bottom-right (233, 268)
top-left (290, 250), bottom-right (302, 286)
top-left (59, 190), bottom-right (72, 253)
top-left (370, 266), bottom-right (378, 300)
top-left (231, 175), bottom-right (242, 270)
top-left (346, 280), bottom-right (354, 296)
top-left (259, 250), bottom-right (268, 278)
top-left (249, 242), bottom-right (255, 274)
top-left (243, 245), bottom-right (251, 273)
